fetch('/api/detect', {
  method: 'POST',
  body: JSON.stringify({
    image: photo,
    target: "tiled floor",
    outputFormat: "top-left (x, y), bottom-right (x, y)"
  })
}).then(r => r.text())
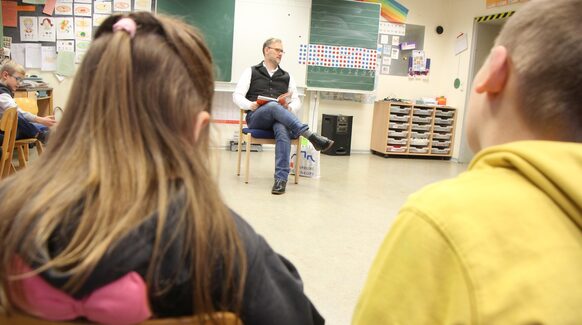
top-left (216, 149), bottom-right (468, 325)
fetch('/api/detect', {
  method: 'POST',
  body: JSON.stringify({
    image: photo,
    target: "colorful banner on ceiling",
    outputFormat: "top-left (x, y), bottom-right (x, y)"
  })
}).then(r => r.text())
top-left (357, 0), bottom-right (409, 24)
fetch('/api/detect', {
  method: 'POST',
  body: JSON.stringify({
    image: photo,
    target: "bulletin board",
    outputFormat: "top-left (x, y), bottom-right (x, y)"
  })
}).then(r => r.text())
top-left (378, 24), bottom-right (425, 77)
top-left (2, 0), bottom-right (155, 74)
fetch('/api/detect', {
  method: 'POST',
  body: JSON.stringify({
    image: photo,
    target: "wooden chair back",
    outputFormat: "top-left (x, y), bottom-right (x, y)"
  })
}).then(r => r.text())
top-left (0, 311), bottom-right (243, 325)
top-left (0, 108), bottom-right (18, 179)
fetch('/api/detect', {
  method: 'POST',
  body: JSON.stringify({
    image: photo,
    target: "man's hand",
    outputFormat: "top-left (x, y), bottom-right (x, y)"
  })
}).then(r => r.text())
top-left (34, 115), bottom-right (57, 128)
top-left (277, 92), bottom-right (291, 110)
top-left (249, 102), bottom-right (260, 111)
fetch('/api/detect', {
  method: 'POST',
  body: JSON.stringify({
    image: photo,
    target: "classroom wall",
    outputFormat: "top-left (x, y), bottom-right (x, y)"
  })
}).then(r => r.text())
top-left (21, 0), bottom-right (527, 158)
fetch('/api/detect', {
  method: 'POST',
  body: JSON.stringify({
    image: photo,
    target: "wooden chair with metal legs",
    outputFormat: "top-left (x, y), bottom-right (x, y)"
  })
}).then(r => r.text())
top-left (0, 311), bottom-right (243, 325)
top-left (0, 108), bottom-right (18, 179)
top-left (236, 108), bottom-right (301, 184)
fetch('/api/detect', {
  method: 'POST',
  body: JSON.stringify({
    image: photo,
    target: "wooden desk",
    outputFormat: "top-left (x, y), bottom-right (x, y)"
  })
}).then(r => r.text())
top-left (14, 87), bottom-right (54, 117)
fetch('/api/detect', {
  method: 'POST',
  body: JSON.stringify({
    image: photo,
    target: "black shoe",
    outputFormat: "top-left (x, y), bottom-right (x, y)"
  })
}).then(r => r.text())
top-left (37, 130), bottom-right (50, 145)
top-left (271, 179), bottom-right (287, 195)
top-left (308, 133), bottom-right (334, 152)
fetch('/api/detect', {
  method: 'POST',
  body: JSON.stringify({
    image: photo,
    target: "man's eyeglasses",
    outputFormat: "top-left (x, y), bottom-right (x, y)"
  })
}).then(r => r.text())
top-left (268, 47), bottom-right (285, 54)
top-left (11, 75), bottom-right (23, 83)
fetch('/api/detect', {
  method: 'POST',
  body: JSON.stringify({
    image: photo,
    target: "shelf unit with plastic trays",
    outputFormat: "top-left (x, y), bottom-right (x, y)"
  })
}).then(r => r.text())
top-left (370, 101), bottom-right (457, 158)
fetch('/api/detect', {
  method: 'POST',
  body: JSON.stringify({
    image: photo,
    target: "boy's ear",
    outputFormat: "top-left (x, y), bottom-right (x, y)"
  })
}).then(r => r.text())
top-left (192, 111), bottom-right (210, 143)
top-left (475, 46), bottom-right (509, 94)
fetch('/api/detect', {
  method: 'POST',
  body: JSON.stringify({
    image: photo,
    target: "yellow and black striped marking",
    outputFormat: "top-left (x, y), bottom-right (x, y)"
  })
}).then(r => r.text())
top-left (475, 11), bottom-right (514, 22)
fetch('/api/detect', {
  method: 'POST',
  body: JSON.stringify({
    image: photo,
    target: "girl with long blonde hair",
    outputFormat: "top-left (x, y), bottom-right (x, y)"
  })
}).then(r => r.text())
top-left (0, 12), bottom-right (323, 325)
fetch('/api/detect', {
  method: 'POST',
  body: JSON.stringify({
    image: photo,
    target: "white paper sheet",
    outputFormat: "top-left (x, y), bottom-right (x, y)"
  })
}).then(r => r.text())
top-left (10, 43), bottom-right (26, 66)
top-left (41, 46), bottom-right (57, 71)
top-left (25, 43), bottom-right (42, 69)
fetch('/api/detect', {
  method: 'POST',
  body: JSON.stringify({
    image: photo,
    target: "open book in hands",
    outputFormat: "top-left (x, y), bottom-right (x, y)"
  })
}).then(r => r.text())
top-left (256, 92), bottom-right (291, 106)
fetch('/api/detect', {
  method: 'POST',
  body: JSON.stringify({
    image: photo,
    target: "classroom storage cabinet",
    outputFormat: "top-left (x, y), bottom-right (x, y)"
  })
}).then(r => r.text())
top-left (370, 101), bottom-right (457, 158)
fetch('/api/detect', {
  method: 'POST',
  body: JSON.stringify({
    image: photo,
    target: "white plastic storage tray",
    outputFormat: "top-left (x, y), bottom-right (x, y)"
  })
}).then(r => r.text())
top-left (388, 138), bottom-right (408, 145)
top-left (388, 130), bottom-right (408, 137)
top-left (387, 145), bottom-right (406, 153)
top-left (389, 122), bottom-right (409, 130)
top-left (411, 123), bottom-right (431, 131)
top-left (410, 131), bottom-right (430, 139)
top-left (434, 117), bottom-right (453, 125)
top-left (433, 125), bottom-right (452, 132)
top-left (412, 116), bottom-right (432, 124)
top-left (413, 108), bottom-right (432, 116)
top-left (409, 138), bottom-right (429, 146)
top-left (390, 114), bottom-right (409, 122)
top-left (409, 147), bottom-right (429, 153)
top-left (435, 110), bottom-right (454, 117)
top-left (432, 140), bottom-right (451, 147)
top-left (432, 133), bottom-right (451, 140)
top-left (431, 148), bottom-right (450, 154)
top-left (390, 106), bottom-right (411, 114)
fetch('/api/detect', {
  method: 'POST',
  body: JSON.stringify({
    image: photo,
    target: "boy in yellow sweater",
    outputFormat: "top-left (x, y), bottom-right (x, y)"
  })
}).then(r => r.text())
top-left (353, 0), bottom-right (582, 323)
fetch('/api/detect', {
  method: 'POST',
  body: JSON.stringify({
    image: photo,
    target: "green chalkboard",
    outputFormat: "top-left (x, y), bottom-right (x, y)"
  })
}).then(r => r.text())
top-left (307, 0), bottom-right (380, 91)
top-left (157, 0), bottom-right (235, 82)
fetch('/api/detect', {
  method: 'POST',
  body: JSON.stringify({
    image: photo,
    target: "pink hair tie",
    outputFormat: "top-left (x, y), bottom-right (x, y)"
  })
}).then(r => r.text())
top-left (113, 17), bottom-right (137, 38)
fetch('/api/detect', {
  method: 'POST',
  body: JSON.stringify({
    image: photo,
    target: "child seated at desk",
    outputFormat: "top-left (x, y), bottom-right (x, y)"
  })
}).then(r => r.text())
top-left (0, 61), bottom-right (55, 142)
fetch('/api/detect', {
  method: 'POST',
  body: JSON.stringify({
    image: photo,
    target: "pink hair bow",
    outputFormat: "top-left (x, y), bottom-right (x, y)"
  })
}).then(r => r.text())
top-left (9, 257), bottom-right (152, 325)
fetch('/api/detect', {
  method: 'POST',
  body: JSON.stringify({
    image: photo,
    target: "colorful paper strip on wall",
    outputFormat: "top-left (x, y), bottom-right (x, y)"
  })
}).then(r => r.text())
top-left (357, 0), bottom-right (409, 24)
top-left (299, 44), bottom-right (377, 71)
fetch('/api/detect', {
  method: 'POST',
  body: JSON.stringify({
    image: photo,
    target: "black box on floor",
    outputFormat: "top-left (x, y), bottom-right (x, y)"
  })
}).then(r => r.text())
top-left (321, 114), bottom-right (353, 156)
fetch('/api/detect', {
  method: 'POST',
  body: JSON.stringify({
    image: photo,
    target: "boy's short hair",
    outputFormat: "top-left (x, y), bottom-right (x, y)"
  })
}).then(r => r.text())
top-left (262, 37), bottom-right (282, 55)
top-left (495, 0), bottom-right (582, 140)
top-left (0, 61), bottom-right (25, 76)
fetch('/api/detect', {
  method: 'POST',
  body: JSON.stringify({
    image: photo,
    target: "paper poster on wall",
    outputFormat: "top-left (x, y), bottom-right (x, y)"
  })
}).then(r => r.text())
top-left (56, 39), bottom-right (74, 52)
top-left (380, 65), bottom-right (390, 75)
top-left (75, 40), bottom-right (90, 52)
top-left (93, 14), bottom-right (108, 27)
top-left (455, 32), bottom-right (468, 55)
top-left (41, 46), bottom-right (57, 71)
top-left (38, 17), bottom-right (56, 42)
top-left (10, 43), bottom-right (25, 65)
top-left (113, 0), bottom-right (131, 12)
top-left (382, 56), bottom-right (391, 66)
top-left (23, 0), bottom-right (46, 4)
top-left (75, 51), bottom-right (86, 64)
top-left (134, 0), bottom-right (152, 12)
top-left (42, 0), bottom-right (57, 15)
top-left (382, 46), bottom-right (390, 55)
top-left (74, 3), bottom-right (92, 17)
top-left (94, 2), bottom-right (112, 14)
top-left (391, 36), bottom-right (399, 46)
top-left (391, 47), bottom-right (399, 60)
top-left (56, 50), bottom-right (75, 76)
top-left (55, 17), bottom-right (74, 39)
top-left (20, 17), bottom-right (39, 42)
top-left (379, 21), bottom-right (406, 36)
top-left (380, 34), bottom-right (389, 44)
top-left (2, 1), bottom-right (19, 27)
top-left (74, 17), bottom-right (92, 41)
top-left (54, 3), bottom-right (73, 15)
top-left (25, 43), bottom-right (41, 68)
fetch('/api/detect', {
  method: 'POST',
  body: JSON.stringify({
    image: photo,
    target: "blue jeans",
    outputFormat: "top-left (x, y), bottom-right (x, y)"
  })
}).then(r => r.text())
top-left (246, 102), bottom-right (308, 180)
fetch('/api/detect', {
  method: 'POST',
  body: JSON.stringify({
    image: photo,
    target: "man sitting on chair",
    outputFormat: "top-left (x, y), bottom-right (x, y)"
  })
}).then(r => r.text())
top-left (233, 37), bottom-right (334, 195)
